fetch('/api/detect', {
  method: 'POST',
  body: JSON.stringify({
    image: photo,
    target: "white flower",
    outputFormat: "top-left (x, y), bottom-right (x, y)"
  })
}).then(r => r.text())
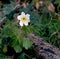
top-left (17, 12), bottom-right (30, 27)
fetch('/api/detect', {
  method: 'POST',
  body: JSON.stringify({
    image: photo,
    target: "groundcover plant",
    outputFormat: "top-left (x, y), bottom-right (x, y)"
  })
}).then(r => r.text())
top-left (0, 0), bottom-right (60, 59)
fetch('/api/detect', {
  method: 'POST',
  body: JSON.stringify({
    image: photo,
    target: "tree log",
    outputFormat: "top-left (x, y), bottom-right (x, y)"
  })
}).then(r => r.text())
top-left (27, 34), bottom-right (60, 59)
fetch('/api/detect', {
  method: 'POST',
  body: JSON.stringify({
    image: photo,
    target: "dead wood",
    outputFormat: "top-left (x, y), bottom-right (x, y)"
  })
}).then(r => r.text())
top-left (27, 34), bottom-right (60, 59)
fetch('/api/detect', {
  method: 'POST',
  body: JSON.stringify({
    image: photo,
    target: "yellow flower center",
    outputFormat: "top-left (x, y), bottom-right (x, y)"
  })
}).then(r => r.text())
top-left (21, 16), bottom-right (27, 22)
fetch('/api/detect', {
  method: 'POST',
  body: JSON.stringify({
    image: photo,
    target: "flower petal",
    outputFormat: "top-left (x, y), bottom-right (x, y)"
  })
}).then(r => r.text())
top-left (26, 14), bottom-right (30, 17)
top-left (28, 19), bottom-right (30, 22)
top-left (21, 12), bottom-right (25, 15)
top-left (24, 22), bottom-right (28, 26)
top-left (17, 15), bottom-right (21, 20)
top-left (26, 14), bottom-right (30, 22)
top-left (17, 15), bottom-right (20, 20)
top-left (19, 21), bottom-right (23, 26)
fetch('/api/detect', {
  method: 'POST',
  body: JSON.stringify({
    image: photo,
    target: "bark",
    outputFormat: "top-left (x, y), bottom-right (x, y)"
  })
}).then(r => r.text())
top-left (27, 34), bottom-right (60, 59)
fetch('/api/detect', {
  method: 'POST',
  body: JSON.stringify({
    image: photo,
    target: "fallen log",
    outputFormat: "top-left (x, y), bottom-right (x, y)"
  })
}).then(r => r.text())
top-left (27, 34), bottom-right (60, 59)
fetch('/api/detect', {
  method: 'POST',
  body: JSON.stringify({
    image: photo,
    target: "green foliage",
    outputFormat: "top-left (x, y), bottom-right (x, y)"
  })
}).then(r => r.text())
top-left (18, 53), bottom-right (26, 59)
top-left (14, 45), bottom-right (22, 53)
top-left (32, 17), bottom-right (60, 48)
top-left (23, 38), bottom-right (32, 50)
top-left (54, 0), bottom-right (60, 12)
top-left (0, 0), bottom-right (60, 59)
top-left (0, 54), bottom-right (11, 59)
top-left (0, 19), bottom-right (32, 59)
top-left (55, 0), bottom-right (60, 6)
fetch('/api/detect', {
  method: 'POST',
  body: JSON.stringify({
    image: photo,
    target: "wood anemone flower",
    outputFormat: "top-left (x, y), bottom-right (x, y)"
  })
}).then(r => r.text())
top-left (17, 12), bottom-right (30, 27)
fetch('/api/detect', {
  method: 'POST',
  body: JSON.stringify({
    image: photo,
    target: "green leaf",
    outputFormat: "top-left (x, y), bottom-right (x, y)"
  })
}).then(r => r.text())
top-left (12, 38), bottom-right (23, 53)
top-left (0, 54), bottom-right (11, 59)
top-left (0, 39), bottom-right (2, 44)
top-left (18, 53), bottom-right (26, 59)
top-left (32, 58), bottom-right (36, 59)
top-left (23, 38), bottom-right (32, 50)
top-left (14, 45), bottom-right (22, 53)
top-left (3, 45), bottom-right (7, 53)
top-left (22, 26), bottom-right (31, 35)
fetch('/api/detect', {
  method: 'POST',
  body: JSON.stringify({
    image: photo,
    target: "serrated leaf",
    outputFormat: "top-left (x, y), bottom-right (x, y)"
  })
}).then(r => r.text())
top-left (23, 38), bottom-right (32, 50)
top-left (14, 45), bottom-right (22, 53)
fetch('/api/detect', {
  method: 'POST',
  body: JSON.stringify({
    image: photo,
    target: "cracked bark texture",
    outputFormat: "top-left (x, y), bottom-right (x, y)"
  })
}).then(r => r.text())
top-left (27, 34), bottom-right (60, 59)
